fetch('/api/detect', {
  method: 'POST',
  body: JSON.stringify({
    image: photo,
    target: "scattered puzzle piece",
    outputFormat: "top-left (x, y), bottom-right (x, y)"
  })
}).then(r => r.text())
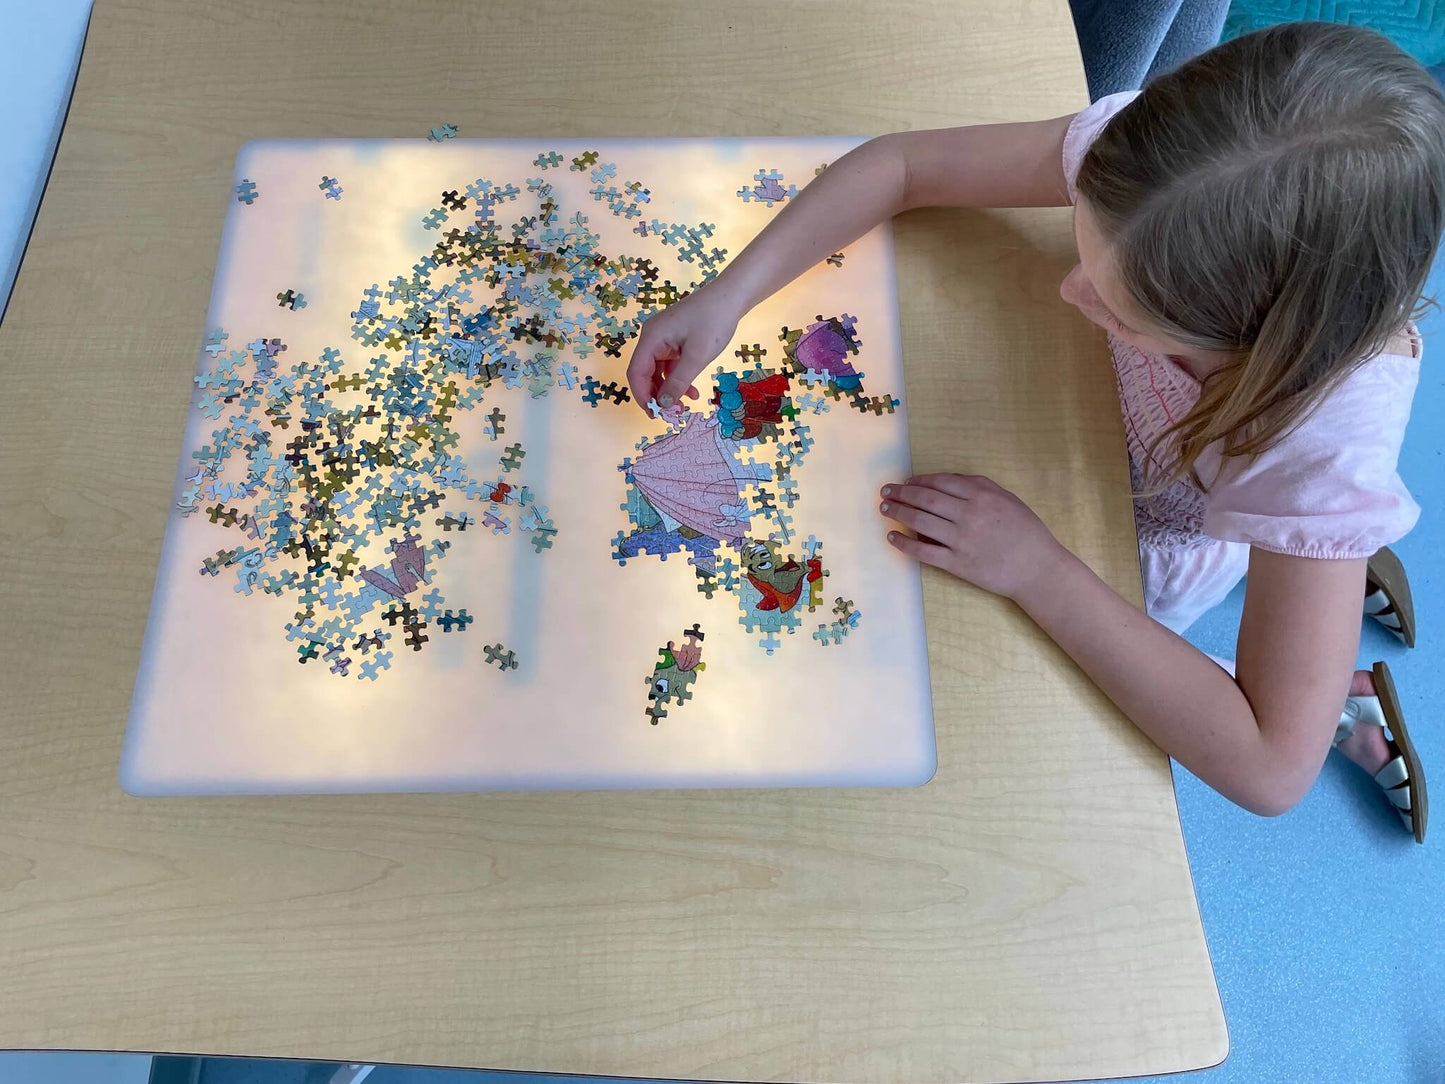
top-left (358, 650), bottom-right (393, 680)
top-left (483, 642), bottom-right (519, 671)
top-left (437, 608), bottom-right (473, 632)
top-left (483, 407), bottom-right (505, 440)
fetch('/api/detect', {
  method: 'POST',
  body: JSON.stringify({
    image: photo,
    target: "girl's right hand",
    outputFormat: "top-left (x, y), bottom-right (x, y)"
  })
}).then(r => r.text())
top-left (626, 287), bottom-right (742, 410)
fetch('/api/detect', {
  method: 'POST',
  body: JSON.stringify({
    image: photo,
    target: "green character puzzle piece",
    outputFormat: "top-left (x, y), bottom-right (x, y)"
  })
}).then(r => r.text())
top-left (645, 624), bottom-right (706, 724)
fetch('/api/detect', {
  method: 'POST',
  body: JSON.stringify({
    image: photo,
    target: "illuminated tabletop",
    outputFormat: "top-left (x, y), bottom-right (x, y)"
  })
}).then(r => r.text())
top-left (0, 1), bottom-right (1226, 1080)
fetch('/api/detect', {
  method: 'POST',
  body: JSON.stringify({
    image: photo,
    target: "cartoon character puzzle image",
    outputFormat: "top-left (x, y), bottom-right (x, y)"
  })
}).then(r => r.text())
top-left (613, 314), bottom-right (893, 653)
top-left (740, 539), bottom-right (824, 614)
top-left (645, 624), bottom-right (707, 724)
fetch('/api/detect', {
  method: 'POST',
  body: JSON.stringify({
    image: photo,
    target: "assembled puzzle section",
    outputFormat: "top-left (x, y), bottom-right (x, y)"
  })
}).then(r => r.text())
top-left (122, 137), bottom-right (935, 794)
top-left (619, 314), bottom-right (896, 656)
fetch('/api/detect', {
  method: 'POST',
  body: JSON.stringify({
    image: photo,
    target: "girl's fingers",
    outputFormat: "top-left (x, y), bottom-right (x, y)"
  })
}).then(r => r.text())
top-left (881, 483), bottom-right (963, 523)
top-left (656, 356), bottom-right (700, 400)
top-left (626, 329), bottom-right (679, 407)
top-left (887, 530), bottom-right (953, 570)
top-left (657, 344), bottom-right (712, 406)
top-left (880, 500), bottom-right (954, 543)
top-left (906, 473), bottom-right (980, 500)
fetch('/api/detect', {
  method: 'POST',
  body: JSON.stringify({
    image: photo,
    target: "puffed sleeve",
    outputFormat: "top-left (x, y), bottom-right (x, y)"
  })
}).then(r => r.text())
top-left (1203, 353), bottom-right (1421, 559)
top-left (1061, 91), bottom-right (1140, 203)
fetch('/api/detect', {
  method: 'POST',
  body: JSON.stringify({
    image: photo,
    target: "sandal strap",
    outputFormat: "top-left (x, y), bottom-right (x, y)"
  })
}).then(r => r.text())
top-left (1375, 752), bottom-right (1410, 793)
top-left (1336, 694), bottom-right (1388, 744)
top-left (1364, 588), bottom-right (1391, 615)
top-left (1364, 589), bottom-right (1405, 632)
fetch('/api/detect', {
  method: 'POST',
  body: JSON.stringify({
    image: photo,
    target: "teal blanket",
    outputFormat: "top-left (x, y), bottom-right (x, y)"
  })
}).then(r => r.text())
top-left (1225, 1), bottom-right (1445, 66)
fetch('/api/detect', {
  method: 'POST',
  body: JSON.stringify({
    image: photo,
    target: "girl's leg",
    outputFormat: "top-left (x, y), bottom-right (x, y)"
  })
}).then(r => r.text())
top-left (1334, 669), bottom-right (1393, 775)
top-left (1183, 552), bottom-right (1421, 836)
top-left (1208, 654), bottom-right (1391, 774)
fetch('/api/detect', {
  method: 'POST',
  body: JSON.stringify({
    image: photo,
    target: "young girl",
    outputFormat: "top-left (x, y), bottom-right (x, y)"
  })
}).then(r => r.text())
top-left (627, 22), bottom-right (1443, 842)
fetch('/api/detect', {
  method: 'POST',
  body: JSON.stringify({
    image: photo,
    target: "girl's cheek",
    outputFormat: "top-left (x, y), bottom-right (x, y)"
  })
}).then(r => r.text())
top-left (1061, 265), bottom-right (1176, 354)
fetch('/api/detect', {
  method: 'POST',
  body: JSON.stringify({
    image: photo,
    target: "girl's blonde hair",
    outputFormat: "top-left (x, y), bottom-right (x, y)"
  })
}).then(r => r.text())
top-left (1076, 22), bottom-right (1445, 489)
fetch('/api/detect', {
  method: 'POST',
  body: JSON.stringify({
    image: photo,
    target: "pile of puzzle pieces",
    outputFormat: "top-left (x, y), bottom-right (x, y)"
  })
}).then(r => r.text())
top-left (189, 149), bottom-right (744, 680)
top-left (192, 149), bottom-right (891, 689)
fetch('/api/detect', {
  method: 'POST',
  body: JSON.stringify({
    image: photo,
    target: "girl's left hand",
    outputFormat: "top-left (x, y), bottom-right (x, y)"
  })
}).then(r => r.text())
top-left (879, 473), bottom-right (1067, 601)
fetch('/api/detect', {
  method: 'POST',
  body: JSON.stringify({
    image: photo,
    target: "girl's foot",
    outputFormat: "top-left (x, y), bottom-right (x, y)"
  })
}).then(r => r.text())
top-left (1334, 670), bottom-right (1392, 775)
top-left (1333, 661), bottom-right (1427, 843)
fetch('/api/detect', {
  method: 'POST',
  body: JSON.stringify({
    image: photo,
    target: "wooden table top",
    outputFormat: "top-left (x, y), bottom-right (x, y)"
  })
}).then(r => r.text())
top-left (0, 1), bottom-right (1225, 1080)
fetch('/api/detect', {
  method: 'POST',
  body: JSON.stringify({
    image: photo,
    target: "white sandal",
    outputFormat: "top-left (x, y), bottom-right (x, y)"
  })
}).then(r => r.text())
top-left (1365, 547), bottom-right (1415, 648)
top-left (1335, 661), bottom-right (1427, 843)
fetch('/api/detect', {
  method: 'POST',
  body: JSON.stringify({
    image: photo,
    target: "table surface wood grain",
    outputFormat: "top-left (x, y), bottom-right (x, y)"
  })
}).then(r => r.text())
top-left (0, 1), bottom-right (1226, 1080)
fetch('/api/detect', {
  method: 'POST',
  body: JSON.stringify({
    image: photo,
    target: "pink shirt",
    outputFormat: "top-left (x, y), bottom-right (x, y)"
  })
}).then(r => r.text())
top-left (1062, 91), bottom-right (1421, 561)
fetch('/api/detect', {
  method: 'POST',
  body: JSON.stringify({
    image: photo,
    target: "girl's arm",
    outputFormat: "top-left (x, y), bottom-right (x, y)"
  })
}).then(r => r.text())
top-left (627, 115), bottom-right (1076, 406)
top-left (714, 117), bottom-right (1076, 315)
top-left (1019, 547), bottom-right (1363, 815)
top-left (882, 474), bottom-right (1364, 816)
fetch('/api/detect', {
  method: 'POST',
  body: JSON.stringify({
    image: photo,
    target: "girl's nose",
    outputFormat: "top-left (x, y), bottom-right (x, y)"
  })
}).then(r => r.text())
top-left (1059, 264), bottom-right (1093, 307)
top-left (1059, 265), bottom-right (1111, 328)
